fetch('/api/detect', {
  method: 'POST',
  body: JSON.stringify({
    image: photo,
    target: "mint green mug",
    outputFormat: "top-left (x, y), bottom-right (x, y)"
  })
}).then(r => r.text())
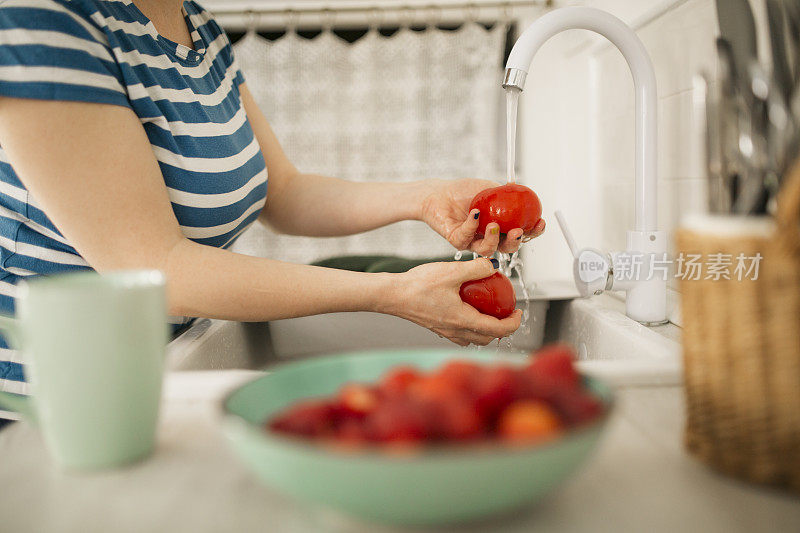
top-left (0, 270), bottom-right (168, 470)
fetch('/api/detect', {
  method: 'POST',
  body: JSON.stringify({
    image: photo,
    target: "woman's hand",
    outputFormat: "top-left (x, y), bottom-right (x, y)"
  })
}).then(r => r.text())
top-left (419, 178), bottom-right (546, 257)
top-left (383, 258), bottom-right (522, 346)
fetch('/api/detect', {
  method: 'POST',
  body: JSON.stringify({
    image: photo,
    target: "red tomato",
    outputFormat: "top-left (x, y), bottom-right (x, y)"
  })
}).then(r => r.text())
top-left (268, 400), bottom-right (336, 438)
top-left (525, 344), bottom-right (580, 390)
top-left (437, 360), bottom-right (482, 393)
top-left (497, 400), bottom-right (563, 443)
top-left (459, 272), bottom-right (516, 319)
top-left (338, 384), bottom-right (379, 417)
top-left (379, 366), bottom-right (422, 397)
top-left (469, 183), bottom-right (542, 236)
top-left (553, 390), bottom-right (604, 426)
top-left (366, 399), bottom-right (430, 443)
top-left (473, 366), bottom-right (518, 421)
top-left (335, 419), bottom-right (371, 446)
top-left (407, 374), bottom-right (461, 404)
top-left (436, 397), bottom-right (484, 441)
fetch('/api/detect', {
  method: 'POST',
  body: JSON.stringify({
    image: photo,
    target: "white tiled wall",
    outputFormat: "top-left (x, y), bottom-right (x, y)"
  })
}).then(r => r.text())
top-left (518, 0), bottom-right (720, 288)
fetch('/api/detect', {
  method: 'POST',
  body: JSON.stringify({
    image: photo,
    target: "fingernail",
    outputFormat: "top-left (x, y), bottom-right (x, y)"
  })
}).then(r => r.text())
top-left (490, 227), bottom-right (499, 235)
top-left (473, 211), bottom-right (480, 220)
top-left (490, 258), bottom-right (499, 269)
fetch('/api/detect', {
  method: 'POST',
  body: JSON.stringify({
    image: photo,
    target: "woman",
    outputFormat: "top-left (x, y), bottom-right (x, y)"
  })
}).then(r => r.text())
top-left (0, 0), bottom-right (544, 419)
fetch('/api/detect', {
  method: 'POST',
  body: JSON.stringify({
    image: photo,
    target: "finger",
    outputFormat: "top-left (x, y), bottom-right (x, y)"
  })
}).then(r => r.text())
top-left (449, 336), bottom-right (471, 347)
top-left (496, 309), bottom-right (524, 336)
top-left (466, 307), bottom-right (523, 338)
top-left (475, 223), bottom-right (500, 256)
top-left (462, 331), bottom-right (495, 346)
top-left (530, 218), bottom-right (546, 238)
top-left (521, 219), bottom-right (546, 242)
top-left (432, 327), bottom-right (468, 346)
top-left (446, 326), bottom-right (494, 346)
top-left (447, 209), bottom-right (481, 250)
top-left (452, 257), bottom-right (497, 284)
top-left (499, 228), bottom-right (524, 253)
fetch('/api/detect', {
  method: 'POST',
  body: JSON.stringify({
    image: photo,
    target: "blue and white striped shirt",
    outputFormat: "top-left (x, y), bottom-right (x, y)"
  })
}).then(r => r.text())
top-left (0, 0), bottom-right (268, 415)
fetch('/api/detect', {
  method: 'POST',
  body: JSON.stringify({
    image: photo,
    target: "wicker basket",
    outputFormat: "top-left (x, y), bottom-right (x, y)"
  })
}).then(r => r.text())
top-left (677, 158), bottom-right (800, 491)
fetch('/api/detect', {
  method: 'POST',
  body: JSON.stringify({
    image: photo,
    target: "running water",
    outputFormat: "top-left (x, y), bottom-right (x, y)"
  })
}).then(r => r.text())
top-left (504, 87), bottom-right (533, 348)
top-left (484, 89), bottom-right (529, 353)
top-left (493, 251), bottom-right (532, 354)
top-left (506, 87), bottom-right (521, 184)
top-left (510, 252), bottom-right (532, 337)
top-left (458, 248), bottom-right (532, 353)
top-left (496, 251), bottom-right (531, 333)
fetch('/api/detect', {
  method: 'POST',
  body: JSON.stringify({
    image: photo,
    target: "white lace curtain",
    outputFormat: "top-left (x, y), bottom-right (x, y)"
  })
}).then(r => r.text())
top-left (231, 22), bottom-right (507, 264)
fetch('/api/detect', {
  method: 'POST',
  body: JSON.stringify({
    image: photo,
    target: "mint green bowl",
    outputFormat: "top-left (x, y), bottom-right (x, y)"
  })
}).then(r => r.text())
top-left (221, 348), bottom-right (612, 526)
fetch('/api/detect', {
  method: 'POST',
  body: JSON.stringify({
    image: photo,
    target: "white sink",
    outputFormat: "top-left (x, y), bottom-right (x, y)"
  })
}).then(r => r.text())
top-left (166, 301), bottom-right (549, 369)
top-left (167, 284), bottom-right (682, 387)
top-left (545, 293), bottom-right (682, 386)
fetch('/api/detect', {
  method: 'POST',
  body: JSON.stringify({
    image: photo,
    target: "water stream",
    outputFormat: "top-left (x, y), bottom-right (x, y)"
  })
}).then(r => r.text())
top-left (459, 87), bottom-right (532, 353)
top-left (506, 87), bottom-right (521, 184)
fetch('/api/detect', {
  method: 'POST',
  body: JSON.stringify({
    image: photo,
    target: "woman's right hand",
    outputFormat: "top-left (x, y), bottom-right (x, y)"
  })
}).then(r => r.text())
top-left (384, 258), bottom-right (523, 346)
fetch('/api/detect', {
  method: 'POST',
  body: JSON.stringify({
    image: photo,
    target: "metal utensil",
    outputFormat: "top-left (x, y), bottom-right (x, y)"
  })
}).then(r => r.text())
top-left (767, 0), bottom-right (794, 103)
top-left (782, 0), bottom-right (800, 95)
top-left (734, 62), bottom-right (772, 214)
top-left (694, 73), bottom-right (726, 213)
top-left (757, 66), bottom-right (797, 169)
top-left (733, 100), bottom-right (767, 213)
top-left (716, 38), bottom-right (742, 212)
top-left (715, 0), bottom-right (758, 95)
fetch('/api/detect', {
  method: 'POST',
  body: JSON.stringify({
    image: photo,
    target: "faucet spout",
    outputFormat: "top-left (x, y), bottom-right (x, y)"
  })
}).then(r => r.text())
top-left (508, 7), bottom-right (667, 324)
top-left (504, 6), bottom-right (658, 233)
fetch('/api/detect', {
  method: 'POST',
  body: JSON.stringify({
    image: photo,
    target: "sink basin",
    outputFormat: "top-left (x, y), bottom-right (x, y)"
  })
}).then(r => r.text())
top-left (167, 300), bottom-right (549, 370)
top-left (167, 284), bottom-right (682, 387)
top-left (544, 293), bottom-right (682, 386)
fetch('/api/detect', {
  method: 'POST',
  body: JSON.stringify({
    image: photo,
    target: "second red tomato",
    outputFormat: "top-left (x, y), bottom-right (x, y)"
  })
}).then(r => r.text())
top-left (459, 272), bottom-right (516, 319)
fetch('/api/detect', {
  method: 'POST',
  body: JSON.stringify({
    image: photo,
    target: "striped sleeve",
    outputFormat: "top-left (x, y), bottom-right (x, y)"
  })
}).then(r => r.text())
top-left (0, 0), bottom-right (130, 107)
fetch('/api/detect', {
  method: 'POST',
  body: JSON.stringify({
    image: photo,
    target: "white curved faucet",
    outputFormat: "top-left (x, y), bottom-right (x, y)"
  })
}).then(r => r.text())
top-left (505, 7), bottom-right (667, 325)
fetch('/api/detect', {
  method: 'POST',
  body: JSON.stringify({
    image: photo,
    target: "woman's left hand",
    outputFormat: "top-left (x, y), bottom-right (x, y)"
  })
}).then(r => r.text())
top-left (419, 178), bottom-right (546, 257)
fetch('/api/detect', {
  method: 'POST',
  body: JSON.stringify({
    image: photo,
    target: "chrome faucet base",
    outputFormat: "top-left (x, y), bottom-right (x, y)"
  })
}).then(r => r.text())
top-left (638, 319), bottom-right (670, 327)
top-left (502, 68), bottom-right (528, 91)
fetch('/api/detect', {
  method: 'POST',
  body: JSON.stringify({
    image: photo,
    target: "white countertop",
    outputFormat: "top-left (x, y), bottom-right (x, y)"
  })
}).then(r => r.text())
top-left (0, 371), bottom-right (798, 533)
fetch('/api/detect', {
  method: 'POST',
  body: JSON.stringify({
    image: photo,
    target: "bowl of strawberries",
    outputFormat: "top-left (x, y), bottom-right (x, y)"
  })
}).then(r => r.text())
top-left (221, 344), bottom-right (612, 526)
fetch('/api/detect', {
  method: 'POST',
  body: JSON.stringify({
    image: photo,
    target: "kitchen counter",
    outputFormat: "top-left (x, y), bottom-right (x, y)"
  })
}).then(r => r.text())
top-left (0, 371), bottom-right (797, 533)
